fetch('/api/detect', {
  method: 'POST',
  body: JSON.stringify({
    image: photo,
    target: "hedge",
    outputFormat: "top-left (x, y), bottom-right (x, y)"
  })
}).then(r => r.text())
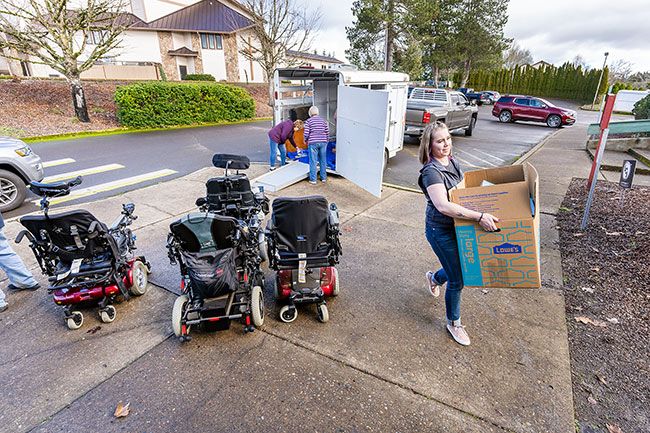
top-left (183, 73), bottom-right (216, 81)
top-left (457, 63), bottom-right (609, 102)
top-left (633, 95), bottom-right (650, 120)
top-left (114, 82), bottom-right (255, 128)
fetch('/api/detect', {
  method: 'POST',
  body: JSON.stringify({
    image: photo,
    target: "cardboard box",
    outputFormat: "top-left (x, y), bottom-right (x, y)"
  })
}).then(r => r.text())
top-left (449, 163), bottom-right (540, 288)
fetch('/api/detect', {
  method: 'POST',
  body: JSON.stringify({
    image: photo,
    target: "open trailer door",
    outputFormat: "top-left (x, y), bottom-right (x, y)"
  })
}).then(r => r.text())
top-left (336, 86), bottom-right (390, 197)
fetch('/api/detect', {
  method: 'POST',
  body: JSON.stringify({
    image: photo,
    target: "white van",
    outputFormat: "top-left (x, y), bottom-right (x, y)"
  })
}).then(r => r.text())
top-left (614, 90), bottom-right (650, 113)
top-left (254, 67), bottom-right (409, 197)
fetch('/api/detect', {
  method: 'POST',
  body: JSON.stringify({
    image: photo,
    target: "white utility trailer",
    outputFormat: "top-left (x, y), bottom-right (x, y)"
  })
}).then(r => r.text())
top-left (253, 67), bottom-right (409, 197)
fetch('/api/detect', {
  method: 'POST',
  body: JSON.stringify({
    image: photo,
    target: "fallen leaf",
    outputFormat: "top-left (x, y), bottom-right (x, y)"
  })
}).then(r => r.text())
top-left (587, 395), bottom-right (597, 405)
top-left (114, 402), bottom-right (130, 418)
top-left (575, 316), bottom-right (607, 327)
top-left (606, 231), bottom-right (623, 236)
top-left (343, 226), bottom-right (353, 232)
top-left (596, 374), bottom-right (607, 385)
top-left (86, 326), bottom-right (101, 334)
top-left (573, 232), bottom-right (584, 237)
top-left (590, 267), bottom-right (600, 272)
top-left (606, 424), bottom-right (623, 433)
top-left (581, 287), bottom-right (595, 293)
top-left (606, 318), bottom-right (619, 324)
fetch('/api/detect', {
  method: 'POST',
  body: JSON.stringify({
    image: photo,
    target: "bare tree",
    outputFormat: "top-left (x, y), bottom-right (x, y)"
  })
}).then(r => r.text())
top-left (237, 0), bottom-right (322, 106)
top-left (571, 54), bottom-right (589, 70)
top-left (609, 59), bottom-right (633, 82)
top-left (503, 41), bottom-right (532, 68)
top-left (0, 0), bottom-right (131, 122)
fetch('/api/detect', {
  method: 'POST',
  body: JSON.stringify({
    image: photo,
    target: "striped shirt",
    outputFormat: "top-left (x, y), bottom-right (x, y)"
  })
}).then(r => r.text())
top-left (304, 115), bottom-right (329, 144)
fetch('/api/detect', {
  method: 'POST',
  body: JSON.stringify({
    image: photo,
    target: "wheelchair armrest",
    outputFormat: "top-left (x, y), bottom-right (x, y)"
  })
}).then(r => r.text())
top-left (88, 221), bottom-right (106, 235)
top-left (15, 230), bottom-right (34, 244)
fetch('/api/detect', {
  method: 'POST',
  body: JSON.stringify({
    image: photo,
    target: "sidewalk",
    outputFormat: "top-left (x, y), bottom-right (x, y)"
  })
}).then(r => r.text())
top-left (0, 126), bottom-right (607, 433)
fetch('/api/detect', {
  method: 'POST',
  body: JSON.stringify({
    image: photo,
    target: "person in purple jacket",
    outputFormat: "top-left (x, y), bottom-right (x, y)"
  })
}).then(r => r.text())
top-left (268, 109), bottom-right (298, 171)
top-left (304, 106), bottom-right (329, 184)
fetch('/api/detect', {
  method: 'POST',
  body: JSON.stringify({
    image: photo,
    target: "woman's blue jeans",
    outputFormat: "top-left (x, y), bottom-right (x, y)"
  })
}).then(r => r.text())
top-left (308, 142), bottom-right (328, 182)
top-left (425, 223), bottom-right (464, 321)
top-left (269, 139), bottom-right (286, 168)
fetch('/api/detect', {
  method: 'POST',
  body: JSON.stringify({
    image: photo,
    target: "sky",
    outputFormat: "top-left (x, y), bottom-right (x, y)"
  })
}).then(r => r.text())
top-left (312, 0), bottom-right (650, 73)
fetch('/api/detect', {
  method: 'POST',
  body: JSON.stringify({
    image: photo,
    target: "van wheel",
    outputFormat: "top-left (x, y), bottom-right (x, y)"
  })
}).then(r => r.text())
top-left (465, 117), bottom-right (476, 136)
top-left (383, 149), bottom-right (389, 171)
top-left (0, 170), bottom-right (26, 212)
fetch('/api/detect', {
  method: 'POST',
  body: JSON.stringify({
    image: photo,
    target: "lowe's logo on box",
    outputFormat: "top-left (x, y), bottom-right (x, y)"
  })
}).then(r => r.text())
top-left (493, 242), bottom-right (522, 255)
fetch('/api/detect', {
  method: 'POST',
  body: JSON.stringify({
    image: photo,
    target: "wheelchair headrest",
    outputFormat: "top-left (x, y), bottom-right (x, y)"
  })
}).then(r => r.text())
top-left (212, 154), bottom-right (250, 170)
top-left (29, 176), bottom-right (82, 198)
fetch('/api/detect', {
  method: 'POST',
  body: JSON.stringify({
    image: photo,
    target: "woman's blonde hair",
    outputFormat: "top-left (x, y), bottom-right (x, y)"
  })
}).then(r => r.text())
top-left (418, 121), bottom-right (449, 164)
top-left (293, 119), bottom-right (304, 130)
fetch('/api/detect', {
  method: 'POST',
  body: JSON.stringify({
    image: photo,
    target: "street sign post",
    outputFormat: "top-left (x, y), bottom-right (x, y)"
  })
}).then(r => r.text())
top-left (582, 93), bottom-right (617, 230)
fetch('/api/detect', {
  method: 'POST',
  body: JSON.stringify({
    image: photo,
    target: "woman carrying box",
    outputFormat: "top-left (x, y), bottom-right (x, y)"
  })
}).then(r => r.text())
top-left (418, 121), bottom-right (499, 346)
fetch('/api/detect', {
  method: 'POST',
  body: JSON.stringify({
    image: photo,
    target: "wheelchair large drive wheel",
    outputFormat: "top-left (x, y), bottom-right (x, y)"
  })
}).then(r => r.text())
top-left (129, 261), bottom-right (148, 296)
top-left (279, 305), bottom-right (298, 323)
top-left (251, 285), bottom-right (265, 328)
top-left (258, 232), bottom-right (268, 263)
top-left (331, 267), bottom-right (340, 297)
top-left (172, 295), bottom-right (189, 338)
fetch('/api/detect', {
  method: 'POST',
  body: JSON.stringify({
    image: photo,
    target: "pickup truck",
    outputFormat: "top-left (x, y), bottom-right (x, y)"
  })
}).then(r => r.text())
top-left (404, 88), bottom-right (479, 137)
top-left (457, 87), bottom-right (489, 105)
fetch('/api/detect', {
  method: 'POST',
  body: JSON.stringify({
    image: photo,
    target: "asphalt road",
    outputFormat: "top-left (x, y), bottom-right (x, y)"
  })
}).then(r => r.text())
top-left (9, 100), bottom-right (627, 218)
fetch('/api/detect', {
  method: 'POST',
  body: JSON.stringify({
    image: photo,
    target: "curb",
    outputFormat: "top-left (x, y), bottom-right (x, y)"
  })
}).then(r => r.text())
top-left (513, 128), bottom-right (563, 166)
top-left (24, 117), bottom-right (272, 144)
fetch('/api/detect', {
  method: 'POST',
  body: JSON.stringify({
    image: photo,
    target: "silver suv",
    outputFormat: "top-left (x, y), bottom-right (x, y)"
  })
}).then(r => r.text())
top-left (0, 137), bottom-right (44, 211)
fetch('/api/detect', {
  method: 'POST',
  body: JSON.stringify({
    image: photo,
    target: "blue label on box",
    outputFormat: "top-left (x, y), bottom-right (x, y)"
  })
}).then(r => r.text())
top-left (455, 225), bottom-right (483, 286)
top-left (493, 242), bottom-right (522, 254)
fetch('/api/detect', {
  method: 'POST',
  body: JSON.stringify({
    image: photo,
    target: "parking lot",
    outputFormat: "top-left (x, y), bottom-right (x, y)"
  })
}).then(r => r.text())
top-left (385, 101), bottom-right (562, 188)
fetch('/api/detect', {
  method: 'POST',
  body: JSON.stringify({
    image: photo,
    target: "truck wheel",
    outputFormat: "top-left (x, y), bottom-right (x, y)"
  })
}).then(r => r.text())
top-left (465, 117), bottom-right (476, 137)
top-left (0, 169), bottom-right (26, 212)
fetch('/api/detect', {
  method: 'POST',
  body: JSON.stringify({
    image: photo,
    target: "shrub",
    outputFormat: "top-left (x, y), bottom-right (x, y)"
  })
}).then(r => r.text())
top-left (632, 94), bottom-right (650, 120)
top-left (183, 74), bottom-right (216, 81)
top-left (114, 82), bottom-right (256, 127)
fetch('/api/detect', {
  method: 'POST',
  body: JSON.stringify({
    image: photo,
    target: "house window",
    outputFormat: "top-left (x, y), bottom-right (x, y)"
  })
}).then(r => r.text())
top-left (85, 30), bottom-right (107, 45)
top-left (200, 33), bottom-right (223, 50)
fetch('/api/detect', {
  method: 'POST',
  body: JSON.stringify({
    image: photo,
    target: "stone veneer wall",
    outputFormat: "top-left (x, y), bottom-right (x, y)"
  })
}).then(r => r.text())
top-left (157, 32), bottom-right (178, 81)
top-left (190, 33), bottom-right (204, 74)
top-left (223, 33), bottom-right (239, 82)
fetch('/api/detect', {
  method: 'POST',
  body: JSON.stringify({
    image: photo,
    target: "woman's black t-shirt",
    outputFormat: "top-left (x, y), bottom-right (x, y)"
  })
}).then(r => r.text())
top-left (418, 157), bottom-right (464, 227)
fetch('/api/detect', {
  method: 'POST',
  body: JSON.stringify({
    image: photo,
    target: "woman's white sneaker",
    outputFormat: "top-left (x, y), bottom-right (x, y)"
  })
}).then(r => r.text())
top-left (446, 320), bottom-right (471, 346)
top-left (425, 271), bottom-right (441, 298)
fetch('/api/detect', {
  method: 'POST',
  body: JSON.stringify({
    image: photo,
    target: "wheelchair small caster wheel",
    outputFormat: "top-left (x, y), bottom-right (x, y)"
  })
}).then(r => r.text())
top-left (179, 335), bottom-right (192, 343)
top-left (316, 303), bottom-right (329, 323)
top-left (279, 305), bottom-right (298, 323)
top-left (66, 311), bottom-right (84, 330)
top-left (99, 305), bottom-right (116, 323)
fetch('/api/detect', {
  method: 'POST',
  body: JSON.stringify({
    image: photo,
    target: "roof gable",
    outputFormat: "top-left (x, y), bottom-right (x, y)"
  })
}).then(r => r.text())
top-left (145, 0), bottom-right (253, 33)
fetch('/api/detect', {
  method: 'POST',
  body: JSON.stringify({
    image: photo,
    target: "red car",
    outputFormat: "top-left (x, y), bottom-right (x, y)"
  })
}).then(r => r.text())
top-left (491, 95), bottom-right (576, 128)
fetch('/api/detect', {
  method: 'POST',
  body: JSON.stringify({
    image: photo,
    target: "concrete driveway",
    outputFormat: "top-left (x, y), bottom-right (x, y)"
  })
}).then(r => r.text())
top-left (0, 165), bottom-right (574, 433)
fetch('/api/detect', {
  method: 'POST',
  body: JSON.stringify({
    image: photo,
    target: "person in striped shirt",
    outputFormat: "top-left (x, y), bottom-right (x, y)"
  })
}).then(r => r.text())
top-left (304, 106), bottom-right (329, 184)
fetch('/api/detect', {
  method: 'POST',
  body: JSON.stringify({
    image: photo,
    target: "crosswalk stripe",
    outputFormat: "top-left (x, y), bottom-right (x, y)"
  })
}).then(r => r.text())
top-left (36, 169), bottom-right (178, 206)
top-left (42, 164), bottom-right (125, 183)
top-left (42, 158), bottom-right (76, 168)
